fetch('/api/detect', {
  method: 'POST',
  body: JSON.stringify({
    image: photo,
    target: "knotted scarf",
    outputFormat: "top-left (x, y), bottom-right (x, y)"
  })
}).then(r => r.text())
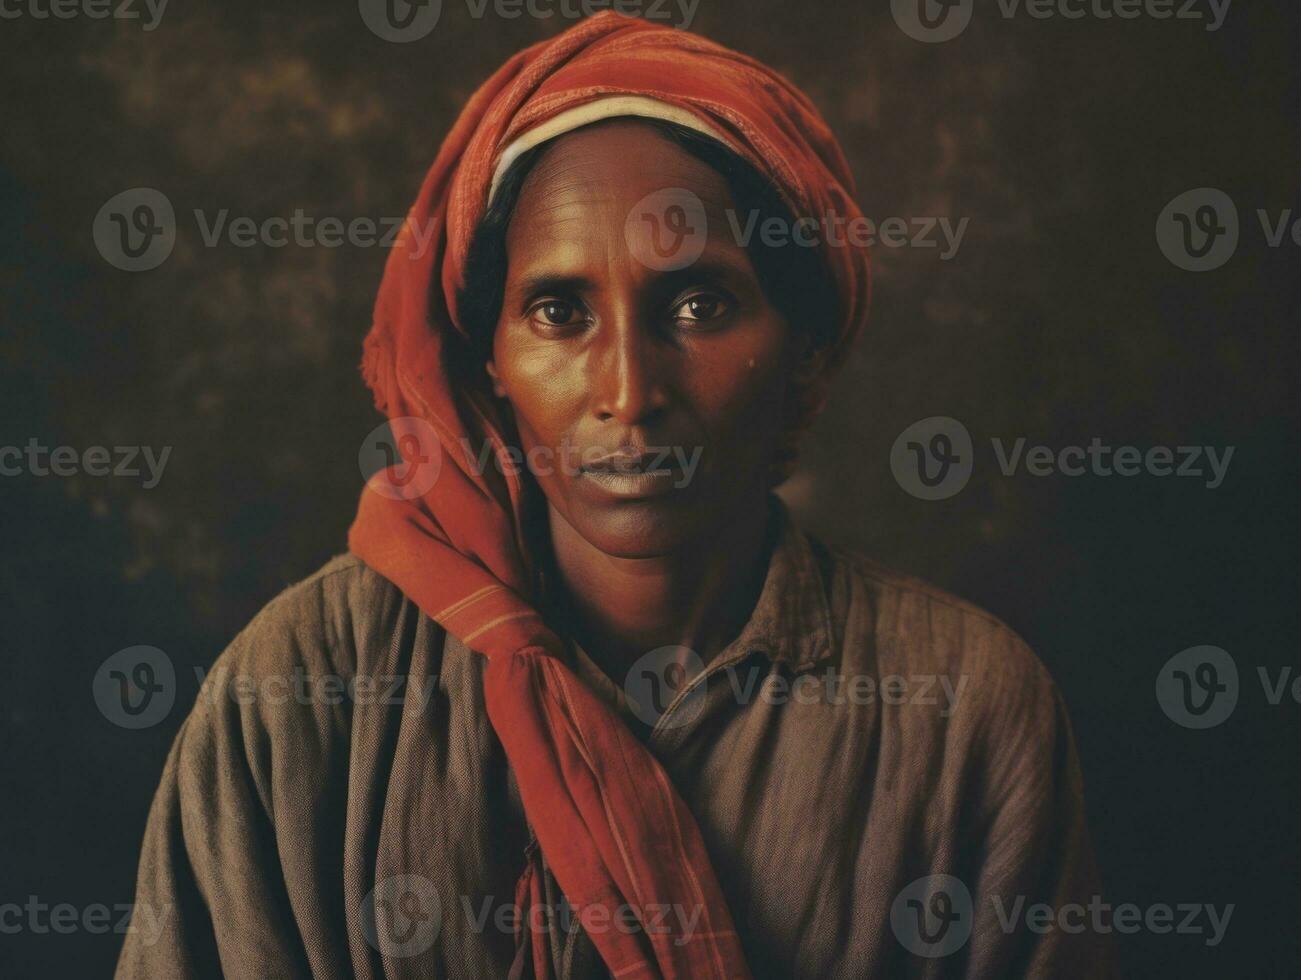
top-left (348, 12), bottom-right (870, 978)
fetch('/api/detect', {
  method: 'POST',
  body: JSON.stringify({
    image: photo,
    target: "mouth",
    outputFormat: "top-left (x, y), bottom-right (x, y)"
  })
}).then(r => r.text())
top-left (579, 450), bottom-right (684, 499)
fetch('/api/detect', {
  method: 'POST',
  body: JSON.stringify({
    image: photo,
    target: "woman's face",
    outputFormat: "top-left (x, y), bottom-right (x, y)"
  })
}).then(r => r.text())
top-left (487, 120), bottom-right (802, 559)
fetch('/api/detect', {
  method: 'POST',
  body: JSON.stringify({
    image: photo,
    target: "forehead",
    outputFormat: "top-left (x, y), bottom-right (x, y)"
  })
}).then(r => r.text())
top-left (505, 120), bottom-right (738, 252)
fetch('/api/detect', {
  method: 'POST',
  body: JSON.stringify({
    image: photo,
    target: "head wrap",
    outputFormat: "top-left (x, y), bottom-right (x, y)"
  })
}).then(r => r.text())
top-left (348, 12), bottom-right (870, 978)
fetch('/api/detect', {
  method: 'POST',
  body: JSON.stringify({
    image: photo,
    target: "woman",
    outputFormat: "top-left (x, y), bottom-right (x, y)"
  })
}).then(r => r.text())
top-left (117, 13), bottom-right (1113, 979)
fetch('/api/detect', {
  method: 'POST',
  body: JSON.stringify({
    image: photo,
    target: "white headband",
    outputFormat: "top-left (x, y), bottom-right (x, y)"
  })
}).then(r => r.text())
top-left (486, 95), bottom-right (738, 206)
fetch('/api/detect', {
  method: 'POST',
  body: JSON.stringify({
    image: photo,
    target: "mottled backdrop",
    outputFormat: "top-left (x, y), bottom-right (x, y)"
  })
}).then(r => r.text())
top-left (1, 1), bottom-right (1298, 977)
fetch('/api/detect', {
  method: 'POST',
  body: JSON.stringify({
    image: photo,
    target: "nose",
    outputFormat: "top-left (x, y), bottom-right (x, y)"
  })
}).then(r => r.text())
top-left (588, 315), bottom-right (669, 426)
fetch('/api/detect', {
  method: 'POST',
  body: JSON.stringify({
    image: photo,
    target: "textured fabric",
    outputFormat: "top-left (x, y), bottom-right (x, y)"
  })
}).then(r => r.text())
top-left (117, 497), bottom-right (1117, 979)
top-left (346, 12), bottom-right (871, 980)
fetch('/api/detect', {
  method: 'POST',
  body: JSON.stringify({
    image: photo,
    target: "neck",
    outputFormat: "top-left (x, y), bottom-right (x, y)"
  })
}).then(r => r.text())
top-left (545, 497), bottom-right (776, 680)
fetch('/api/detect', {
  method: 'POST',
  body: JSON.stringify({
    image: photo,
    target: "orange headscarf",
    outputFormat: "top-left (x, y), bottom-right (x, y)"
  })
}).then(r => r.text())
top-left (348, 12), bottom-right (870, 978)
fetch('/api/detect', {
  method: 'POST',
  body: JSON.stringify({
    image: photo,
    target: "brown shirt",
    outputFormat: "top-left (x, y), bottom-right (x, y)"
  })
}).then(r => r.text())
top-left (116, 497), bottom-right (1116, 979)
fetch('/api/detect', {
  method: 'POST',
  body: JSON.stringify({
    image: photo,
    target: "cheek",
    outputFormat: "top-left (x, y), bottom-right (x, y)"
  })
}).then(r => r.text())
top-left (685, 322), bottom-right (794, 441)
top-left (492, 327), bottom-right (586, 448)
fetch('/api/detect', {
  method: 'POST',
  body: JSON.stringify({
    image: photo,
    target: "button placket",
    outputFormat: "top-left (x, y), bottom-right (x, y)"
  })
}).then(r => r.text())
top-left (647, 646), bottom-right (770, 750)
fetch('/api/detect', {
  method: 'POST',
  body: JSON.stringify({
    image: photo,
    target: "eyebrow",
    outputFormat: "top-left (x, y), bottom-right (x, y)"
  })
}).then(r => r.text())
top-left (651, 257), bottom-right (753, 295)
top-left (509, 254), bottom-right (753, 304)
top-left (509, 273), bottom-right (596, 302)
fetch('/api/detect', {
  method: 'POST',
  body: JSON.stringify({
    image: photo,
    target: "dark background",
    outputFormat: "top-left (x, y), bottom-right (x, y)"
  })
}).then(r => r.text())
top-left (2, 1), bottom-right (1298, 977)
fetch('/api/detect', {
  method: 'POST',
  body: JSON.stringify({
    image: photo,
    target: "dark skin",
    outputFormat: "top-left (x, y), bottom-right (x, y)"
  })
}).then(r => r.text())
top-left (485, 120), bottom-right (811, 680)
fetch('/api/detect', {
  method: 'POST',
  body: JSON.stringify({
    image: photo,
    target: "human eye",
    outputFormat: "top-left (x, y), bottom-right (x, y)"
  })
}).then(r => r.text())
top-left (525, 297), bottom-right (587, 335)
top-left (669, 290), bottom-right (733, 330)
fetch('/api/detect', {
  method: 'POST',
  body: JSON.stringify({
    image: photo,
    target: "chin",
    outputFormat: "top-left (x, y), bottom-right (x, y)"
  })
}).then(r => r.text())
top-left (568, 497), bottom-right (705, 559)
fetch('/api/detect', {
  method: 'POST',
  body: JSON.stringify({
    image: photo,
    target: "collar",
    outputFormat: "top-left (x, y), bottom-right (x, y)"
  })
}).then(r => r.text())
top-left (720, 493), bottom-right (838, 673)
top-left (558, 494), bottom-right (838, 709)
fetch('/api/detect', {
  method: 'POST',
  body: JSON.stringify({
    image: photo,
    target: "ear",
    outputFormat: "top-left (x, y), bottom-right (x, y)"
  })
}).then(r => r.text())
top-left (783, 338), bottom-right (831, 434)
top-left (790, 338), bottom-right (829, 388)
top-left (484, 359), bottom-right (508, 399)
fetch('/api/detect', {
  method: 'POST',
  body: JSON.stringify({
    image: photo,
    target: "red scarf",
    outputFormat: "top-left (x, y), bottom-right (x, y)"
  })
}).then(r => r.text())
top-left (348, 13), bottom-right (870, 978)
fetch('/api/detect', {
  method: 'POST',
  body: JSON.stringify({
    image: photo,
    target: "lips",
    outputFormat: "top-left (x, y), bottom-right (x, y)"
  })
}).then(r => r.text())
top-left (578, 448), bottom-right (684, 500)
top-left (581, 450), bottom-right (675, 475)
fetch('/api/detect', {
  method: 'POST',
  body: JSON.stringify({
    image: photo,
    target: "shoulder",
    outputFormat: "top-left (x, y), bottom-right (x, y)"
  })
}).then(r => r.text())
top-left (211, 553), bottom-right (407, 682)
top-left (814, 534), bottom-right (1062, 727)
top-left (172, 555), bottom-right (417, 796)
top-left (813, 536), bottom-right (1078, 805)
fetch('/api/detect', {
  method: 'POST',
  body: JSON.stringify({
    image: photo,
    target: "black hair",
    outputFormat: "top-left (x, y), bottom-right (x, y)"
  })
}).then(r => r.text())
top-left (453, 117), bottom-right (840, 368)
